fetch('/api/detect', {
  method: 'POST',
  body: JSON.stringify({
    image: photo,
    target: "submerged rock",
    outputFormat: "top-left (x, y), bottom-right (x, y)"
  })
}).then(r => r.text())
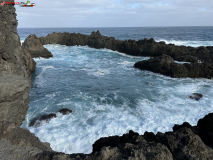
top-left (59, 108), bottom-right (72, 115)
top-left (22, 34), bottom-right (53, 58)
top-left (189, 93), bottom-right (203, 101)
top-left (29, 108), bottom-right (72, 127)
top-left (29, 114), bottom-right (57, 127)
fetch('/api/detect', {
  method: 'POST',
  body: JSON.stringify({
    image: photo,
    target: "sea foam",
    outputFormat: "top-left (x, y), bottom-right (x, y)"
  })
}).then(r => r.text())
top-left (22, 42), bottom-right (213, 154)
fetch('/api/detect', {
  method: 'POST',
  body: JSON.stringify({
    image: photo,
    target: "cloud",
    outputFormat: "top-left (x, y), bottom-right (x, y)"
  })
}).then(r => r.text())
top-left (15, 0), bottom-right (213, 27)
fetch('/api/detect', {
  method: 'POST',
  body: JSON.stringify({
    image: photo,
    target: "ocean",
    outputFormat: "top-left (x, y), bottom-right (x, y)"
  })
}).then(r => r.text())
top-left (18, 27), bottom-right (213, 154)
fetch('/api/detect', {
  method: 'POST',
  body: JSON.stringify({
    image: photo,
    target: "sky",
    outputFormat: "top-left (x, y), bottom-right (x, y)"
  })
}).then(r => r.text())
top-left (15, 0), bottom-right (213, 28)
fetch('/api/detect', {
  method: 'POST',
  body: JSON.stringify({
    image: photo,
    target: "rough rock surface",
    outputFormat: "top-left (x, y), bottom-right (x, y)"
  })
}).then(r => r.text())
top-left (0, 1), bottom-right (50, 159)
top-left (0, 74), bottom-right (30, 126)
top-left (134, 55), bottom-right (213, 78)
top-left (22, 34), bottom-right (53, 58)
top-left (39, 30), bottom-right (213, 63)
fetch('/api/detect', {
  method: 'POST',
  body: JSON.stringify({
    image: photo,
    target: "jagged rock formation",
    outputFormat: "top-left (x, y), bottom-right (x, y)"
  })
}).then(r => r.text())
top-left (0, 1), bottom-right (51, 159)
top-left (38, 30), bottom-right (213, 63)
top-left (22, 34), bottom-right (53, 58)
top-left (134, 55), bottom-right (213, 78)
top-left (33, 113), bottom-right (213, 160)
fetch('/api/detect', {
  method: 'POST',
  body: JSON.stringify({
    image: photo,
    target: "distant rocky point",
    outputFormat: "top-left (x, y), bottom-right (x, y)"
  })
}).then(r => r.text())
top-left (38, 30), bottom-right (213, 64)
top-left (22, 34), bottom-right (53, 58)
top-left (31, 30), bottom-right (213, 78)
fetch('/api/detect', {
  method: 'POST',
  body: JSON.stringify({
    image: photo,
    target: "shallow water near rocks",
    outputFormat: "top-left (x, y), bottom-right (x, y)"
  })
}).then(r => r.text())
top-left (19, 27), bottom-right (213, 154)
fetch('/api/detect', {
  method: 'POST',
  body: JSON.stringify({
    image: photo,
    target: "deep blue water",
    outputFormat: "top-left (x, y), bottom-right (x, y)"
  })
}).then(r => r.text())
top-left (18, 27), bottom-right (213, 154)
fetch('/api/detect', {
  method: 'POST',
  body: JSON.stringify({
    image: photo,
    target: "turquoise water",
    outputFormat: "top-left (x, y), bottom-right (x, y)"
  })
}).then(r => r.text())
top-left (18, 27), bottom-right (213, 154)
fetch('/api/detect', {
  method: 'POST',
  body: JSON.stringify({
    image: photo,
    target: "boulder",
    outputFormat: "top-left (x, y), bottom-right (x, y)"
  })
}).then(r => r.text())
top-left (59, 108), bottom-right (72, 115)
top-left (22, 34), bottom-right (53, 58)
top-left (189, 93), bottom-right (203, 101)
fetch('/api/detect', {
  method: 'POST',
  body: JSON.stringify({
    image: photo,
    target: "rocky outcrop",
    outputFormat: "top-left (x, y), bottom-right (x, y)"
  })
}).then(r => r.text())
top-left (38, 30), bottom-right (213, 63)
top-left (22, 34), bottom-right (53, 58)
top-left (0, 1), bottom-right (50, 159)
top-left (134, 55), bottom-right (213, 78)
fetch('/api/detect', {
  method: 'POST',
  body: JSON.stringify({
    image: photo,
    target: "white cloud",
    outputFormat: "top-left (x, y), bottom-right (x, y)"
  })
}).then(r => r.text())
top-left (15, 0), bottom-right (213, 27)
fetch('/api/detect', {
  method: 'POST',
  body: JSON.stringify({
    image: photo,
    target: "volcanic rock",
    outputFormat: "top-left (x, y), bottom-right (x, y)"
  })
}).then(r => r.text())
top-left (22, 34), bottom-right (53, 58)
top-left (0, 2), bottom-right (50, 159)
top-left (189, 93), bottom-right (203, 101)
top-left (0, 74), bottom-right (31, 126)
top-left (59, 108), bottom-right (72, 115)
top-left (29, 113), bottom-right (57, 127)
top-left (197, 113), bottom-right (213, 148)
top-left (29, 108), bottom-right (72, 127)
top-left (134, 55), bottom-right (213, 78)
top-left (38, 30), bottom-right (213, 64)
top-left (165, 127), bottom-right (213, 159)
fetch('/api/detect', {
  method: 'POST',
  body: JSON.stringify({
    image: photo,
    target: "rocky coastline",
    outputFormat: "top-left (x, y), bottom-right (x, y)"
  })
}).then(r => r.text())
top-left (38, 30), bottom-right (213, 78)
top-left (1, 1), bottom-right (213, 159)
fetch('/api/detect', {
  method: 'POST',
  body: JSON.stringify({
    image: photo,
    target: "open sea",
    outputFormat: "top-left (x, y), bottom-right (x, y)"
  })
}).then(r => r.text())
top-left (18, 27), bottom-right (213, 154)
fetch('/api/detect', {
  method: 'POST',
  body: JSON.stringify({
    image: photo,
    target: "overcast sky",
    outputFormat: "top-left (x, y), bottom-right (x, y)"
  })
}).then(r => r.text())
top-left (15, 0), bottom-right (213, 28)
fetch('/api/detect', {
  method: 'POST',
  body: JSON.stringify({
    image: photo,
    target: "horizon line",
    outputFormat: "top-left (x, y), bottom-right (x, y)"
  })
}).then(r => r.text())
top-left (17, 26), bottom-right (213, 29)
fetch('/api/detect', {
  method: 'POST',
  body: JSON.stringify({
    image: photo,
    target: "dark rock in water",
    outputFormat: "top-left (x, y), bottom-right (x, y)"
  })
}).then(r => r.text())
top-left (59, 108), bottom-right (72, 115)
top-left (189, 93), bottom-right (203, 101)
top-left (134, 55), bottom-right (213, 78)
top-left (29, 114), bottom-right (57, 127)
top-left (22, 34), bottom-right (53, 58)
top-left (29, 109), bottom-right (72, 127)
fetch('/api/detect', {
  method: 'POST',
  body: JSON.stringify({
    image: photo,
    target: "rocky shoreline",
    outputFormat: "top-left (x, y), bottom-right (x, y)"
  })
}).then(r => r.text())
top-left (1, 1), bottom-right (213, 159)
top-left (37, 30), bottom-right (213, 78)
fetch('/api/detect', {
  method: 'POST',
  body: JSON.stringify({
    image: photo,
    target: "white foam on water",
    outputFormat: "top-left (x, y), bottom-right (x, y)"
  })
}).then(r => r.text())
top-left (44, 66), bottom-right (55, 69)
top-left (174, 61), bottom-right (190, 64)
top-left (24, 42), bottom-right (213, 154)
top-left (157, 39), bottom-right (213, 47)
top-left (20, 40), bottom-right (24, 45)
top-left (118, 61), bottom-right (135, 65)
